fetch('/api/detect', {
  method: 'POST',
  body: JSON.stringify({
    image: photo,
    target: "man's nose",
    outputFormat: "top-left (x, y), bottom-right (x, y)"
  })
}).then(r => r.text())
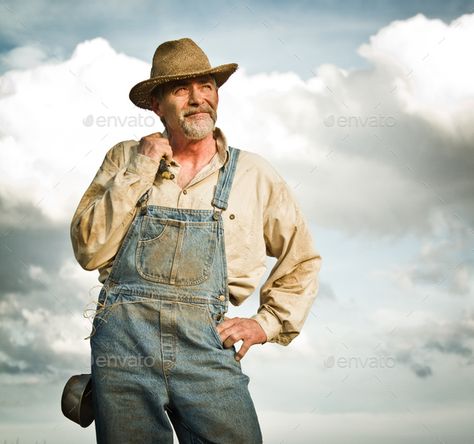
top-left (188, 85), bottom-right (204, 106)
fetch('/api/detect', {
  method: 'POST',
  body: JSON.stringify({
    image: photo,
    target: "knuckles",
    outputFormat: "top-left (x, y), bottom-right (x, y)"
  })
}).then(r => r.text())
top-left (138, 133), bottom-right (172, 160)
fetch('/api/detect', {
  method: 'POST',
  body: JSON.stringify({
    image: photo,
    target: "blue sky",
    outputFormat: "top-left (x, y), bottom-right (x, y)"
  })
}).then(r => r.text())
top-left (1, 0), bottom-right (473, 75)
top-left (0, 1), bottom-right (473, 443)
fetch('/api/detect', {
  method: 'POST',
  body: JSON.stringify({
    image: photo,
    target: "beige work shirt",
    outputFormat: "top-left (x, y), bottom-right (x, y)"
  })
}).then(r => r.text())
top-left (70, 127), bottom-right (322, 346)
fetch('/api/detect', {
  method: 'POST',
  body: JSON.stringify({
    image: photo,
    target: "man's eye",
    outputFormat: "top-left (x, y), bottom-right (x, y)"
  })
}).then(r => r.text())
top-left (175, 87), bottom-right (187, 94)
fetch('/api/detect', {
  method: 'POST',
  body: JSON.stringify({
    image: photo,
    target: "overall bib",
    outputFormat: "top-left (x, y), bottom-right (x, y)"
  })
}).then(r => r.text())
top-left (90, 146), bottom-right (263, 443)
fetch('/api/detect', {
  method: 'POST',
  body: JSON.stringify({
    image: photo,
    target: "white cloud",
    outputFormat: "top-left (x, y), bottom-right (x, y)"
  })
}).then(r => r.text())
top-left (0, 17), bottom-right (473, 432)
top-left (370, 307), bottom-right (474, 377)
top-left (0, 44), bottom-right (48, 70)
top-left (0, 37), bottom-right (155, 223)
top-left (375, 209), bottom-right (474, 296)
top-left (221, 14), bottom-right (474, 236)
top-left (0, 256), bottom-right (99, 376)
top-left (359, 13), bottom-right (474, 112)
top-left (0, 15), bottom-right (472, 238)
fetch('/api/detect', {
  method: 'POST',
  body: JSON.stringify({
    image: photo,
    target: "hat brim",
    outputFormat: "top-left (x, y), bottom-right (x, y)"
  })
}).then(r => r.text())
top-left (61, 373), bottom-right (94, 428)
top-left (129, 63), bottom-right (238, 110)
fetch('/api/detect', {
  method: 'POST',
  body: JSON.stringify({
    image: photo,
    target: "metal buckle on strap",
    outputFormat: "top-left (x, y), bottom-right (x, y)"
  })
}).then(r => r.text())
top-left (212, 208), bottom-right (222, 220)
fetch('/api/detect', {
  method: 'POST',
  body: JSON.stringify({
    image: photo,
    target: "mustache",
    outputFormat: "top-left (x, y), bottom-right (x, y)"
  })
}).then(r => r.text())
top-left (182, 106), bottom-right (216, 118)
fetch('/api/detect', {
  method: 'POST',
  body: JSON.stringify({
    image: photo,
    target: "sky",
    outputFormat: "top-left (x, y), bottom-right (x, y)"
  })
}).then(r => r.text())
top-left (0, 1), bottom-right (474, 443)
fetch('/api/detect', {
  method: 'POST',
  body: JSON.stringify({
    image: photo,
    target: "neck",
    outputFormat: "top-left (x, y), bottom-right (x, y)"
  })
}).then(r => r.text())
top-left (167, 128), bottom-right (217, 167)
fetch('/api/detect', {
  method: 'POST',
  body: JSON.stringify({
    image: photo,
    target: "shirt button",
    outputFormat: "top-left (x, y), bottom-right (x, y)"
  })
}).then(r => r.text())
top-left (183, 189), bottom-right (187, 195)
top-left (218, 295), bottom-right (225, 301)
top-left (229, 214), bottom-right (235, 220)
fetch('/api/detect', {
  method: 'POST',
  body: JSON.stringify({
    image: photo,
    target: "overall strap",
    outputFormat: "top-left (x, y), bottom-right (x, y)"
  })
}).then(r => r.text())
top-left (212, 146), bottom-right (240, 211)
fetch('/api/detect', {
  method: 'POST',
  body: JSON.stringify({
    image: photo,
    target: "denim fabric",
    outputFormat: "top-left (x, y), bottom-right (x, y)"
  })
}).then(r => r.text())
top-left (90, 146), bottom-right (263, 443)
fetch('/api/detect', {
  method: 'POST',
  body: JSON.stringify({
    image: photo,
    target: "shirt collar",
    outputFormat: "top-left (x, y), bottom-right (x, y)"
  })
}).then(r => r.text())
top-left (214, 127), bottom-right (230, 166)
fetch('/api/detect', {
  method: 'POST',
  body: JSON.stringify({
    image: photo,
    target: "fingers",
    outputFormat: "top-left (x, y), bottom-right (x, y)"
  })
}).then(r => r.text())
top-left (234, 341), bottom-right (251, 361)
top-left (216, 316), bottom-right (240, 334)
top-left (138, 132), bottom-right (173, 163)
top-left (141, 131), bottom-right (163, 139)
top-left (162, 149), bottom-right (174, 164)
top-left (217, 317), bottom-right (266, 361)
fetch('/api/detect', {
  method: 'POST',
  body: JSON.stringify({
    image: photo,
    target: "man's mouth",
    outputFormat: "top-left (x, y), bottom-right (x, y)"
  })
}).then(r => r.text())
top-left (185, 112), bottom-right (209, 117)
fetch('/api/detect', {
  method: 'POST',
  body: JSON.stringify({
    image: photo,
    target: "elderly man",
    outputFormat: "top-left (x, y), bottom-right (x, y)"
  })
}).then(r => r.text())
top-left (71, 38), bottom-right (321, 444)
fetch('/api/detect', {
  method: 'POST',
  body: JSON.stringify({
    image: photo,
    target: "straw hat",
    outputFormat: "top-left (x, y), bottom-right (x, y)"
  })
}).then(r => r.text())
top-left (129, 38), bottom-right (238, 110)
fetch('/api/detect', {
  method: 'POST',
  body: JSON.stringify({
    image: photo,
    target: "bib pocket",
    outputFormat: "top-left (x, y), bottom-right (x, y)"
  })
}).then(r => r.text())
top-left (136, 216), bottom-right (218, 286)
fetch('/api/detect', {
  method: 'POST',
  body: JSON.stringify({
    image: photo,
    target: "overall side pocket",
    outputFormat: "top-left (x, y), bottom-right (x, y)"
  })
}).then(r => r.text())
top-left (205, 304), bottom-right (226, 350)
top-left (87, 289), bottom-right (120, 340)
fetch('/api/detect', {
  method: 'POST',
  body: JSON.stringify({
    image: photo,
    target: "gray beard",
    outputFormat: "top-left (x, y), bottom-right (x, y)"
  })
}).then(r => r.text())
top-left (179, 113), bottom-right (216, 140)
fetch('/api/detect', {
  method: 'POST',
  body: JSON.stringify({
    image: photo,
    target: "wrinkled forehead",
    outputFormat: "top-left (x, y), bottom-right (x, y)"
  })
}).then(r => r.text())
top-left (164, 74), bottom-right (216, 91)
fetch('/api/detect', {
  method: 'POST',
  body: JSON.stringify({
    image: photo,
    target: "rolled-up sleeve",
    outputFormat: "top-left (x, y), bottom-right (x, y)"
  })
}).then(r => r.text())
top-left (251, 180), bottom-right (322, 346)
top-left (70, 142), bottom-right (160, 271)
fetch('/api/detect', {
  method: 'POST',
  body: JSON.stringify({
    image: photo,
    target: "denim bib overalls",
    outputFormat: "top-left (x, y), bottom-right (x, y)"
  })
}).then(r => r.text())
top-left (90, 146), bottom-right (263, 443)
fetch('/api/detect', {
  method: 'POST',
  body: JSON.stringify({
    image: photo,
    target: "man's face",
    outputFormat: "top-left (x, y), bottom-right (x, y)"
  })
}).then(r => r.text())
top-left (152, 75), bottom-right (219, 140)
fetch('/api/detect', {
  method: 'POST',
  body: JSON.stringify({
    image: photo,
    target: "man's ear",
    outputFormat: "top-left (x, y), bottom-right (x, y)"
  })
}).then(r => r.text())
top-left (150, 96), bottom-right (163, 117)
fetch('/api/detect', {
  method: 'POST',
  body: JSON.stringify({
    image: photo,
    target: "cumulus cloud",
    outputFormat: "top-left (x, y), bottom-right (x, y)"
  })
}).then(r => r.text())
top-left (0, 14), bottom-right (473, 237)
top-left (395, 350), bottom-right (433, 378)
top-left (0, 44), bottom-right (48, 71)
top-left (0, 37), bottom-right (155, 224)
top-left (0, 14), bottom-right (473, 391)
top-left (375, 210), bottom-right (474, 296)
top-left (358, 13), bottom-right (474, 113)
top-left (372, 308), bottom-right (474, 378)
top-left (223, 14), bottom-right (474, 239)
top-left (0, 257), bottom-right (99, 378)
